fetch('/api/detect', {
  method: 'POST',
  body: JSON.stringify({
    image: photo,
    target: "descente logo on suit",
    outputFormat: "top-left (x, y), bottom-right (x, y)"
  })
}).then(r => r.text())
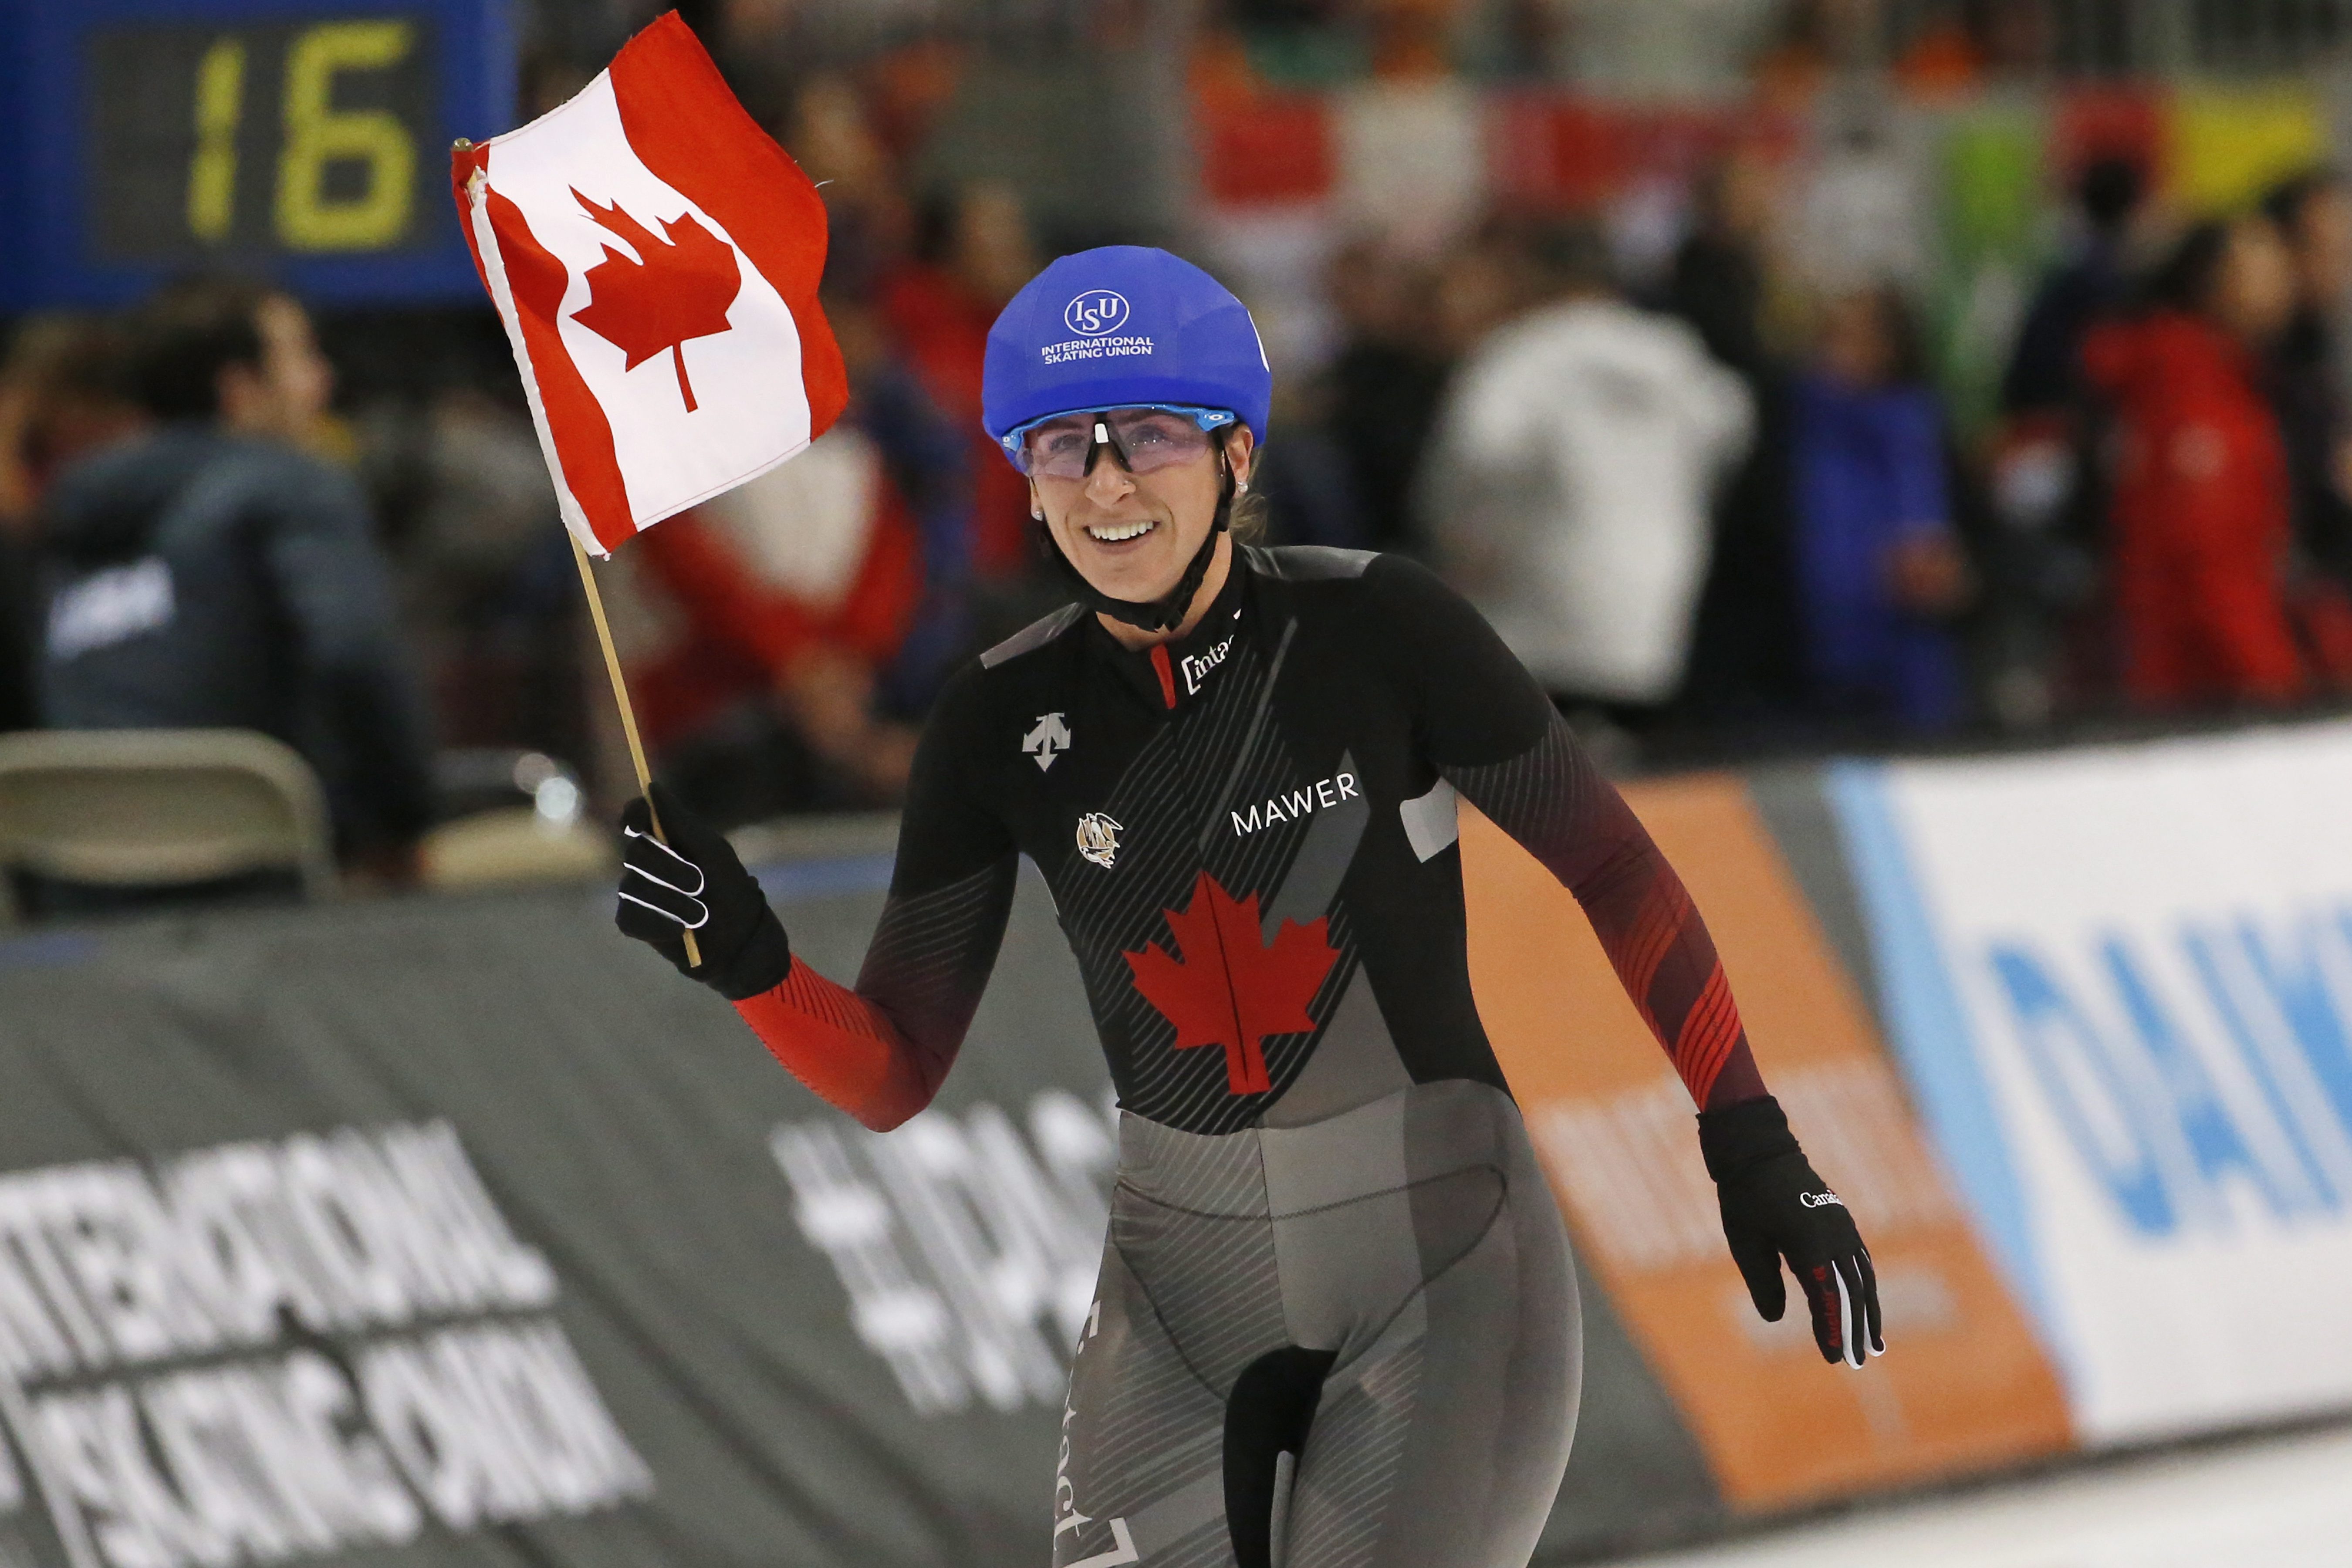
top-left (1232, 773), bottom-right (1360, 836)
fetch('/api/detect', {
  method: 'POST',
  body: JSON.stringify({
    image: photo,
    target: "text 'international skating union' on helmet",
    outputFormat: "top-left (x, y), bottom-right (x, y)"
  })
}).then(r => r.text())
top-left (981, 247), bottom-right (1273, 468)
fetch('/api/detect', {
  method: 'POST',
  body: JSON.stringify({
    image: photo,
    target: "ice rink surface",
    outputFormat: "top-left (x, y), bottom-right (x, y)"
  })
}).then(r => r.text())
top-left (1597, 1421), bottom-right (2352, 1568)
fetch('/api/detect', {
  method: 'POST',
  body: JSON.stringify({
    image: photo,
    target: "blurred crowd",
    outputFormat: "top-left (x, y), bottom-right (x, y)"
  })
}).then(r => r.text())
top-left (1433, 151), bottom-right (2352, 751)
top-left (8, 0), bottom-right (2352, 899)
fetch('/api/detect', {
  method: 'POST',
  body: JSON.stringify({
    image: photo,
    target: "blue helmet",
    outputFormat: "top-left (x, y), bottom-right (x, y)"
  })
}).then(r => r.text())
top-left (982, 247), bottom-right (1272, 470)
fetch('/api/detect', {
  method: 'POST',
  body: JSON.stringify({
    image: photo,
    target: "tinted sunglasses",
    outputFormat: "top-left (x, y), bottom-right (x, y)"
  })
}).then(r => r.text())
top-left (1009, 405), bottom-right (1235, 479)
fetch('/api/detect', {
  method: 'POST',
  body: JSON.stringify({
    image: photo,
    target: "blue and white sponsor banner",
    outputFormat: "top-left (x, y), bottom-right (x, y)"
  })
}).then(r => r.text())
top-left (1831, 724), bottom-right (2352, 1444)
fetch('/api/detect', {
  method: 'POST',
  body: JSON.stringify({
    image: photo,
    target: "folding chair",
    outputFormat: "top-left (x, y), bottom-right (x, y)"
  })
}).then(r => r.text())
top-left (0, 729), bottom-right (335, 923)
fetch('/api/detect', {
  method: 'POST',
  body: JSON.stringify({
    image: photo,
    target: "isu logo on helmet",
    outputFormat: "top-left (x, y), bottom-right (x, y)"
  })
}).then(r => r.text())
top-left (1064, 290), bottom-right (1129, 337)
top-left (1075, 812), bottom-right (1123, 869)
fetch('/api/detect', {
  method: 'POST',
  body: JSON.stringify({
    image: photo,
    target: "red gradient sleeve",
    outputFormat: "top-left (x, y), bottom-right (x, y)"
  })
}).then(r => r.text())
top-left (1444, 717), bottom-right (1766, 1110)
top-left (735, 959), bottom-right (948, 1131)
top-left (732, 858), bottom-right (1016, 1131)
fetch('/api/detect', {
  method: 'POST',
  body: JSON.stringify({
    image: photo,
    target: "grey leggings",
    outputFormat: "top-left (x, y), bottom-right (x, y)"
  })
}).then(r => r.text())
top-left (1051, 1080), bottom-right (1580, 1568)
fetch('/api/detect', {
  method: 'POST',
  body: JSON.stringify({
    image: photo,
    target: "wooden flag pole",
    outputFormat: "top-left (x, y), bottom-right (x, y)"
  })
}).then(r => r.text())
top-left (570, 533), bottom-right (702, 969)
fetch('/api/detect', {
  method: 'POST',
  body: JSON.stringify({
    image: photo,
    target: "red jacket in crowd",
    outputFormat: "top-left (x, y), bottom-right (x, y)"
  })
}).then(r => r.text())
top-left (2083, 309), bottom-right (2305, 708)
top-left (627, 428), bottom-right (921, 748)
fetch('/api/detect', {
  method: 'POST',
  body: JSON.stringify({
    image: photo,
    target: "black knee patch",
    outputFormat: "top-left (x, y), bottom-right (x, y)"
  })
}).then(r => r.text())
top-left (1223, 1345), bottom-right (1338, 1568)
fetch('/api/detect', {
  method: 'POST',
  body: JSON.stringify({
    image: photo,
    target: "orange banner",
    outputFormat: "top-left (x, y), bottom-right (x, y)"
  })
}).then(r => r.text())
top-left (1464, 776), bottom-right (2070, 1507)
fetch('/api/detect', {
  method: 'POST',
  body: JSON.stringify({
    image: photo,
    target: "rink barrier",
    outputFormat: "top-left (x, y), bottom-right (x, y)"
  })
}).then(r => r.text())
top-left (0, 852), bottom-right (1716, 1567)
top-left (7, 720), bottom-right (2346, 1565)
top-left (1823, 721), bottom-right (2352, 1448)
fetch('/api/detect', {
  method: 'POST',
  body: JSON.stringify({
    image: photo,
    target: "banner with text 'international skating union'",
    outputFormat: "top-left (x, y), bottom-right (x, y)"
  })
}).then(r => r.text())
top-left (1830, 724), bottom-right (2352, 1444)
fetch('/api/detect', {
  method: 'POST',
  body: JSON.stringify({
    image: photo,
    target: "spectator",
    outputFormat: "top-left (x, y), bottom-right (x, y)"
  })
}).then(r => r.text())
top-left (1421, 219), bottom-right (1753, 730)
top-left (2264, 169), bottom-right (2352, 591)
top-left (2003, 156), bottom-right (2146, 419)
top-left (0, 317), bottom-right (147, 735)
top-left (1317, 237), bottom-right (1446, 554)
top-left (1987, 156), bottom-right (2148, 724)
top-left (619, 422), bottom-right (929, 823)
top-left (879, 182), bottom-right (1039, 584)
top-left (1668, 151), bottom-right (1810, 728)
top-left (372, 386), bottom-right (578, 757)
top-left (615, 292), bottom-right (964, 824)
top-left (1789, 285), bottom-right (1974, 733)
top-left (2084, 218), bottom-right (2311, 711)
top-left (825, 291), bottom-right (975, 713)
top-left (785, 74), bottom-right (913, 286)
top-left (1251, 380), bottom-right (1369, 552)
top-left (34, 279), bottom-right (436, 885)
top-left (1430, 211), bottom-right (1548, 358)
top-left (1791, 113), bottom-right (1933, 298)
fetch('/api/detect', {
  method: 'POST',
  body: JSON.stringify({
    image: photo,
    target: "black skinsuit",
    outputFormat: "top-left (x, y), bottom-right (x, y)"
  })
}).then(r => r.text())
top-left (730, 546), bottom-right (1767, 1567)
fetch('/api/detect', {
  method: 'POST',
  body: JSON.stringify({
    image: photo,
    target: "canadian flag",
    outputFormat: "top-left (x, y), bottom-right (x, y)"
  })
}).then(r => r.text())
top-left (451, 13), bottom-right (847, 556)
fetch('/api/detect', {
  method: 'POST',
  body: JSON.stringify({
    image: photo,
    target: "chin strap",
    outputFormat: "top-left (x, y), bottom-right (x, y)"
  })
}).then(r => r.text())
top-left (1039, 435), bottom-right (1237, 635)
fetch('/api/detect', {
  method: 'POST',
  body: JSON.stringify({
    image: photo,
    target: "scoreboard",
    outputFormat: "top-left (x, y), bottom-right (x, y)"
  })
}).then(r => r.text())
top-left (0, 0), bottom-right (515, 309)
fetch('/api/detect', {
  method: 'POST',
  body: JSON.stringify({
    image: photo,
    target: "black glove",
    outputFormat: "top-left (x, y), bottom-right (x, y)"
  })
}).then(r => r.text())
top-left (614, 783), bottom-right (791, 1000)
top-left (1700, 1095), bottom-right (1884, 1369)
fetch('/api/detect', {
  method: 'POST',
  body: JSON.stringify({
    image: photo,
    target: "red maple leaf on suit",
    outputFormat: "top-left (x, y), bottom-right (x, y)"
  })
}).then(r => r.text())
top-left (1125, 872), bottom-right (1338, 1095)
top-left (568, 189), bottom-right (741, 412)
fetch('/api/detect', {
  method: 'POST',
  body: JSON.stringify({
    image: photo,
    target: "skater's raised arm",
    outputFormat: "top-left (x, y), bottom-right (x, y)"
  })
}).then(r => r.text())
top-left (613, 664), bottom-right (1016, 1132)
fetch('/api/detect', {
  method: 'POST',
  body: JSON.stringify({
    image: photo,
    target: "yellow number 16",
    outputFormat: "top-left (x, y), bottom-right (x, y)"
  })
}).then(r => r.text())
top-left (186, 20), bottom-right (416, 253)
top-left (277, 20), bottom-right (416, 251)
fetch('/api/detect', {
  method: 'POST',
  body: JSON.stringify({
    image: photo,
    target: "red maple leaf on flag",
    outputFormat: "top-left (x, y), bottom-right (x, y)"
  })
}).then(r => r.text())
top-left (1124, 872), bottom-right (1338, 1095)
top-left (568, 189), bottom-right (742, 412)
